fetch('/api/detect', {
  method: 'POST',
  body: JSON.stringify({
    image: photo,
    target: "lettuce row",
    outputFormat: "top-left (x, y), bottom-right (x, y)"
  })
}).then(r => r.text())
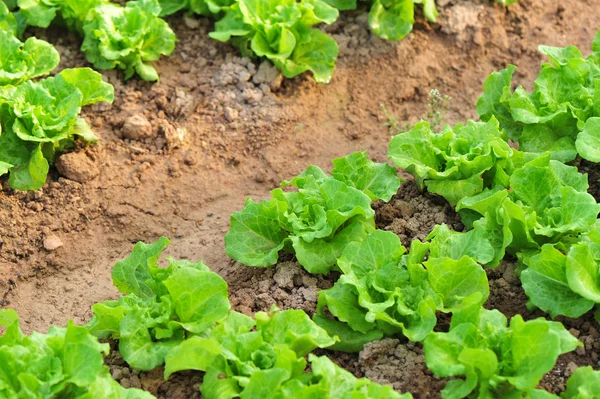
top-left (477, 29), bottom-right (600, 163)
top-left (314, 230), bottom-right (489, 352)
top-left (387, 104), bottom-right (600, 321)
top-left (225, 152), bottom-right (401, 273)
top-left (388, 118), bottom-right (515, 206)
top-left (423, 305), bottom-right (581, 399)
top-left (0, 67), bottom-right (114, 190)
top-left (13, 0), bottom-right (176, 81)
top-left (0, 308), bottom-right (154, 398)
top-left (88, 237), bottom-right (412, 398)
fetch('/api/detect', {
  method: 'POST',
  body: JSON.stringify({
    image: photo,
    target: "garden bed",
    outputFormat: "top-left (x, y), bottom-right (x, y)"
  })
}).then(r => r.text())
top-left (1, 0), bottom-right (600, 397)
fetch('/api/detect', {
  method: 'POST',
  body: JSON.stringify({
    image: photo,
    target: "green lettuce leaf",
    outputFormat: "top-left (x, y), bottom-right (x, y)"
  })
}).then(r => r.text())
top-left (0, 1), bottom-right (18, 33)
top-left (331, 151), bottom-right (402, 201)
top-left (576, 117), bottom-right (600, 162)
top-left (521, 245), bottom-right (595, 318)
top-left (562, 366), bottom-right (600, 399)
top-left (0, 28), bottom-right (59, 86)
top-left (368, 0), bottom-right (414, 41)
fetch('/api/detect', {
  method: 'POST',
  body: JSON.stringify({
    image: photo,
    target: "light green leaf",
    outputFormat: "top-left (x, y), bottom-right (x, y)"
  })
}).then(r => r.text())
top-left (521, 245), bottom-right (595, 318)
top-left (312, 315), bottom-right (383, 352)
top-left (111, 237), bottom-right (171, 298)
top-left (317, 281), bottom-right (375, 334)
top-left (225, 198), bottom-right (289, 267)
top-left (163, 266), bottom-right (231, 333)
top-left (368, 0), bottom-right (414, 41)
top-left (164, 337), bottom-right (222, 379)
top-left (275, 29), bottom-right (339, 84)
top-left (566, 242), bottom-right (600, 303)
top-left (576, 117), bottom-right (600, 162)
top-left (562, 366), bottom-right (600, 399)
top-left (58, 68), bottom-right (115, 106)
top-left (255, 309), bottom-right (336, 356)
top-left (331, 151), bottom-right (402, 201)
top-left (425, 256), bottom-right (489, 312)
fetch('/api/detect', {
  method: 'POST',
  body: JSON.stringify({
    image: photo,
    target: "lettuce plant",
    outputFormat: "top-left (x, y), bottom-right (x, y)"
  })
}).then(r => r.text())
top-left (0, 29), bottom-right (59, 86)
top-left (388, 118), bottom-right (514, 206)
top-left (164, 308), bottom-right (410, 398)
top-left (225, 152), bottom-right (401, 273)
top-left (520, 222), bottom-right (600, 319)
top-left (209, 0), bottom-right (340, 83)
top-left (87, 237), bottom-right (231, 370)
top-left (456, 153), bottom-right (600, 265)
top-left (0, 309), bottom-right (154, 398)
top-left (165, 309), bottom-right (334, 397)
top-left (562, 367), bottom-right (600, 399)
top-left (423, 306), bottom-right (581, 399)
top-left (477, 29), bottom-right (600, 163)
top-left (323, 0), bottom-right (438, 41)
top-left (0, 2), bottom-right (59, 86)
top-left (88, 237), bottom-right (410, 397)
top-left (0, 67), bottom-right (114, 190)
top-left (15, 0), bottom-right (176, 81)
top-left (282, 354), bottom-right (412, 398)
top-left (315, 230), bottom-right (489, 351)
top-left (81, 0), bottom-right (176, 81)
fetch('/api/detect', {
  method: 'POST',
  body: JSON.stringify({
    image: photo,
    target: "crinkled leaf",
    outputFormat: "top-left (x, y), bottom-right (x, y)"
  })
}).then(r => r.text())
top-left (576, 117), bottom-right (600, 162)
top-left (368, 0), bottom-right (414, 41)
top-left (562, 366), bottom-right (600, 399)
top-left (330, 151), bottom-right (402, 201)
top-left (521, 245), bottom-right (595, 318)
top-left (225, 198), bottom-right (289, 267)
top-left (424, 256), bottom-right (489, 312)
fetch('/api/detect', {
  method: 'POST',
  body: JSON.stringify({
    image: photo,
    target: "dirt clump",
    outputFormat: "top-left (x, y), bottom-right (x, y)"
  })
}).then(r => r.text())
top-left (55, 151), bottom-right (100, 183)
top-left (226, 260), bottom-right (337, 317)
top-left (357, 339), bottom-right (445, 398)
top-left (374, 180), bottom-right (461, 247)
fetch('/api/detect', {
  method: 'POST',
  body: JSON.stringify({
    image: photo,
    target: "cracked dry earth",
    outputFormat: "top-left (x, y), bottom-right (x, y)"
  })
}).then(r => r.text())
top-left (1, 0), bottom-right (600, 397)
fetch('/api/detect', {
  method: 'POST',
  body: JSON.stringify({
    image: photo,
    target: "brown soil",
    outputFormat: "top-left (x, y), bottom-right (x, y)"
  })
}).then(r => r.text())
top-left (2, 0), bottom-right (600, 397)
